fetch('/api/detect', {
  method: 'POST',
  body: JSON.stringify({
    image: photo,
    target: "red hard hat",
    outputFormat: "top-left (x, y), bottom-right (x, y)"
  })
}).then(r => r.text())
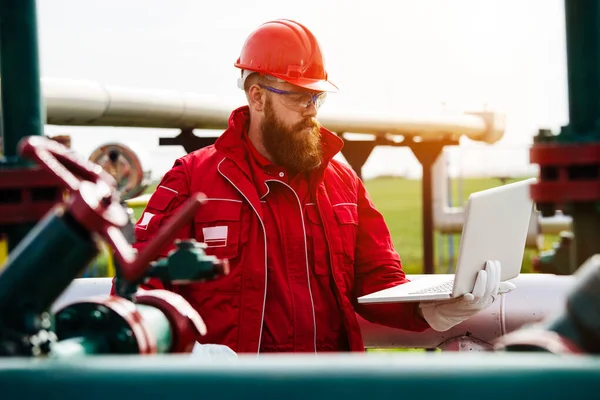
top-left (234, 19), bottom-right (338, 92)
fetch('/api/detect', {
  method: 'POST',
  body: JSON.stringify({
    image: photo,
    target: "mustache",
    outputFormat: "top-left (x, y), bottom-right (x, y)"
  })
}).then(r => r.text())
top-left (293, 118), bottom-right (319, 132)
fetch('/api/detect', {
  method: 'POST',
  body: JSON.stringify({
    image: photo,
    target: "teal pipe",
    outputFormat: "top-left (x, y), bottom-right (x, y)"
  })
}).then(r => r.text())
top-left (0, 354), bottom-right (599, 400)
top-left (0, 209), bottom-right (98, 334)
top-left (0, 0), bottom-right (45, 252)
top-left (50, 336), bottom-right (109, 358)
top-left (0, 0), bottom-right (44, 163)
top-left (561, 0), bottom-right (600, 141)
top-left (53, 303), bottom-right (172, 356)
top-left (136, 305), bottom-right (172, 354)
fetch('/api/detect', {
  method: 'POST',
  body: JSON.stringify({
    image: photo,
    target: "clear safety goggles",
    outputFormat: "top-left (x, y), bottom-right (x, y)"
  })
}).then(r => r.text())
top-left (258, 84), bottom-right (327, 112)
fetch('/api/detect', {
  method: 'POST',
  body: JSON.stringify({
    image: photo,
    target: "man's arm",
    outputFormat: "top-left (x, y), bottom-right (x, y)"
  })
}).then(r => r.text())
top-left (352, 178), bottom-right (430, 332)
top-left (111, 159), bottom-right (194, 293)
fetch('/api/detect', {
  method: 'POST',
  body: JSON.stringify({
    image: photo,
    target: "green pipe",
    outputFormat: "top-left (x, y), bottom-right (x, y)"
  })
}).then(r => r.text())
top-left (562, 0), bottom-right (600, 141)
top-left (0, 0), bottom-right (44, 164)
top-left (50, 336), bottom-right (109, 358)
top-left (0, 209), bottom-right (98, 333)
top-left (136, 305), bottom-right (172, 354)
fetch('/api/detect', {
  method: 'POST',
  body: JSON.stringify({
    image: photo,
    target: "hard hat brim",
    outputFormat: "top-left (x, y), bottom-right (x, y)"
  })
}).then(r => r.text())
top-left (274, 75), bottom-right (339, 93)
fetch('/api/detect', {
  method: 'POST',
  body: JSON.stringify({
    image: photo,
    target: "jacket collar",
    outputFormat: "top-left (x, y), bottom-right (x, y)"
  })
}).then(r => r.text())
top-left (215, 105), bottom-right (344, 175)
top-left (215, 106), bottom-right (344, 214)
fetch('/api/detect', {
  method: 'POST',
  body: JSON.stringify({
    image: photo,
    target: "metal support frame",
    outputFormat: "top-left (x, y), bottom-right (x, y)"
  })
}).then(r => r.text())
top-left (340, 136), bottom-right (452, 274)
top-left (158, 129), bottom-right (218, 154)
top-left (339, 137), bottom-right (377, 180)
top-left (408, 141), bottom-right (448, 274)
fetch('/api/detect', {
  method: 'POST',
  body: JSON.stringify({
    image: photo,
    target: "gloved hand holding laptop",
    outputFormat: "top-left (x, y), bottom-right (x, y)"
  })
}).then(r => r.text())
top-left (419, 260), bottom-right (516, 332)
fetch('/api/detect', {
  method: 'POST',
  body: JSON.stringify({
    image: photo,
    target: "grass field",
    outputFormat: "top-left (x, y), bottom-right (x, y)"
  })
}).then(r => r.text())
top-left (132, 176), bottom-right (549, 275)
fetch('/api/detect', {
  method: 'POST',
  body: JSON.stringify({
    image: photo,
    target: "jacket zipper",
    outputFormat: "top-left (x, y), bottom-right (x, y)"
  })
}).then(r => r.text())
top-left (265, 179), bottom-right (317, 354)
top-left (217, 159), bottom-right (267, 356)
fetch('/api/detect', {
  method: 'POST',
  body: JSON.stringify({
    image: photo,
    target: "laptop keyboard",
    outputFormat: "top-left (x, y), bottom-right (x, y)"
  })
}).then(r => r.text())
top-left (409, 280), bottom-right (454, 295)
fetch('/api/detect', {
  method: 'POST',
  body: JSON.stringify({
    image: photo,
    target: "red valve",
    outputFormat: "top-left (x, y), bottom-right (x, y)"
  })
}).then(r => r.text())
top-left (19, 135), bottom-right (118, 192)
top-left (135, 290), bottom-right (208, 352)
top-left (18, 136), bottom-right (204, 283)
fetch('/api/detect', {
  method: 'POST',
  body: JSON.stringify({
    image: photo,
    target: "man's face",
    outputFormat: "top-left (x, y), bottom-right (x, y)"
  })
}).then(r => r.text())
top-left (260, 92), bottom-right (323, 173)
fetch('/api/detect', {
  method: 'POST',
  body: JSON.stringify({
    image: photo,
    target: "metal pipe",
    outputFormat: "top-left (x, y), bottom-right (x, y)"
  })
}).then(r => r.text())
top-left (0, 0), bottom-right (44, 164)
top-left (50, 336), bottom-right (108, 358)
top-left (40, 78), bottom-right (504, 144)
top-left (540, 210), bottom-right (573, 234)
top-left (0, 0), bottom-right (45, 252)
top-left (422, 157), bottom-right (435, 274)
top-left (52, 274), bottom-right (576, 350)
top-left (0, 210), bottom-right (97, 333)
top-left (564, 0), bottom-right (600, 136)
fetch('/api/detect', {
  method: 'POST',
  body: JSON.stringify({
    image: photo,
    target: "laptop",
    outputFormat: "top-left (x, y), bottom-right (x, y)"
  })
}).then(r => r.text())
top-left (357, 178), bottom-right (536, 304)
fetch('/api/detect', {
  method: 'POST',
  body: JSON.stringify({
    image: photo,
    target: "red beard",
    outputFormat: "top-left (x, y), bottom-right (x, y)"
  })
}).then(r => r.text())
top-left (260, 97), bottom-right (323, 174)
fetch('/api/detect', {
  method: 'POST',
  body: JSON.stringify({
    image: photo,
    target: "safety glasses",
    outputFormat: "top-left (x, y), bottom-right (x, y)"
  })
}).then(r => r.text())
top-left (258, 84), bottom-right (327, 111)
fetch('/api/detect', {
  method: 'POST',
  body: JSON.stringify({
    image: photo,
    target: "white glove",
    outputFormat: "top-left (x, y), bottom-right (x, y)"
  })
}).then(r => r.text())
top-left (419, 260), bottom-right (516, 332)
top-left (191, 342), bottom-right (237, 360)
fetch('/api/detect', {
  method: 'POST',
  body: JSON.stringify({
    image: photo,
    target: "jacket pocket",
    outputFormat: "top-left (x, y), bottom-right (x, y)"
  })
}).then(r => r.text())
top-left (304, 204), bottom-right (331, 276)
top-left (333, 203), bottom-right (358, 264)
top-left (193, 199), bottom-right (246, 260)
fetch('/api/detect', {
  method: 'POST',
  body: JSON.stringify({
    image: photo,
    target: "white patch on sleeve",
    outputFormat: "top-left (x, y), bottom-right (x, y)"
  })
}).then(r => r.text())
top-left (202, 226), bottom-right (228, 247)
top-left (137, 212), bottom-right (155, 230)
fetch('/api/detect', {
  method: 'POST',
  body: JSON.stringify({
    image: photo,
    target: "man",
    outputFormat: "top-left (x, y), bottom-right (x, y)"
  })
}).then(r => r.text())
top-left (123, 19), bottom-right (508, 353)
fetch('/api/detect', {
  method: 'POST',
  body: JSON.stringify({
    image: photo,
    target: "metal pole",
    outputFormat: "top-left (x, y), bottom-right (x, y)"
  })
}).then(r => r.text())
top-left (446, 155), bottom-right (455, 273)
top-left (0, 0), bottom-right (45, 250)
top-left (410, 141), bottom-right (446, 274)
top-left (0, 0), bottom-right (44, 165)
top-left (564, 0), bottom-right (600, 138)
top-left (421, 159), bottom-right (435, 274)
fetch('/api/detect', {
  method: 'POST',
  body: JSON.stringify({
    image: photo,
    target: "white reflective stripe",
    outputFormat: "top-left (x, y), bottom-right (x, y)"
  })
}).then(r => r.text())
top-left (265, 179), bottom-right (317, 354)
top-left (332, 202), bottom-right (357, 207)
top-left (157, 185), bottom-right (178, 195)
top-left (259, 182), bottom-right (271, 200)
top-left (203, 198), bottom-right (242, 203)
top-left (306, 203), bottom-right (316, 206)
top-left (217, 158), bottom-right (267, 356)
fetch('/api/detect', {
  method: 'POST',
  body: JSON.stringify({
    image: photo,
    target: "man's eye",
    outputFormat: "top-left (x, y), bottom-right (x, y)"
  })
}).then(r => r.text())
top-left (288, 94), bottom-right (309, 103)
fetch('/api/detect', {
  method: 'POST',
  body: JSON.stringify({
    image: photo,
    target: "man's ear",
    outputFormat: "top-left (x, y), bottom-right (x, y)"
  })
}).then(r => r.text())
top-left (247, 85), bottom-right (266, 112)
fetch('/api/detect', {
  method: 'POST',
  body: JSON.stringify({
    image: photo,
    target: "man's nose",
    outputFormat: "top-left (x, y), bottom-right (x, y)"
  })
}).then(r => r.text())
top-left (303, 102), bottom-right (318, 118)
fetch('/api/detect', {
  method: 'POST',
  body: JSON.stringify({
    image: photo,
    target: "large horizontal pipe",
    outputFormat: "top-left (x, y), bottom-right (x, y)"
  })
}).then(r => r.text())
top-left (1, 352), bottom-right (599, 396)
top-left (52, 274), bottom-right (575, 350)
top-left (39, 78), bottom-right (505, 144)
top-left (358, 273), bottom-right (575, 349)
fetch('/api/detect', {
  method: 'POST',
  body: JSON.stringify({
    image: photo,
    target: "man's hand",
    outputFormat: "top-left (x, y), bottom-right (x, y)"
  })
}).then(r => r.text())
top-left (419, 260), bottom-right (516, 332)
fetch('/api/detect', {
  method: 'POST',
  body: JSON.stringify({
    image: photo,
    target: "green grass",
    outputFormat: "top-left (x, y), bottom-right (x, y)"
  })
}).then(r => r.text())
top-left (132, 177), bottom-right (554, 275)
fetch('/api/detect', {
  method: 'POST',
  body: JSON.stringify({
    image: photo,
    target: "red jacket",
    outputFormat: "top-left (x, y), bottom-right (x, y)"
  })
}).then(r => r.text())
top-left (240, 124), bottom-right (348, 352)
top-left (128, 106), bottom-right (430, 353)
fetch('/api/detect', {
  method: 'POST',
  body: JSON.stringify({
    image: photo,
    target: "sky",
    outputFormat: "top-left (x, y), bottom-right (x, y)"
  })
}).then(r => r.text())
top-left (37, 0), bottom-right (570, 179)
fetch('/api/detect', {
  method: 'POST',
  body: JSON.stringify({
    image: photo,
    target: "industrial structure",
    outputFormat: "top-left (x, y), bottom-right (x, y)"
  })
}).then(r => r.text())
top-left (0, 0), bottom-right (599, 398)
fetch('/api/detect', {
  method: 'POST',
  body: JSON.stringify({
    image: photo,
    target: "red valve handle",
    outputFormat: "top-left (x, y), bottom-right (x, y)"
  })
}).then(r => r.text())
top-left (18, 136), bottom-right (204, 283)
top-left (19, 135), bottom-right (117, 191)
top-left (106, 194), bottom-right (205, 282)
